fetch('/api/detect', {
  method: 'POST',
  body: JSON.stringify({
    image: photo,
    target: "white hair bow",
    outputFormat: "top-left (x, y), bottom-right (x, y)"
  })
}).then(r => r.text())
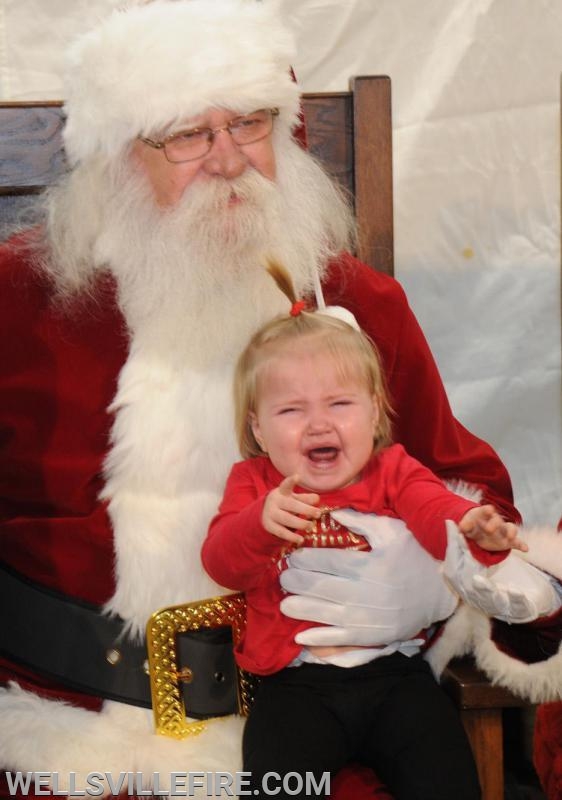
top-left (312, 268), bottom-right (360, 331)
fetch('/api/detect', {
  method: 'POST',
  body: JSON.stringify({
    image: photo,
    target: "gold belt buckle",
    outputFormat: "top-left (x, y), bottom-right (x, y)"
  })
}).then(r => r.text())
top-left (146, 592), bottom-right (257, 739)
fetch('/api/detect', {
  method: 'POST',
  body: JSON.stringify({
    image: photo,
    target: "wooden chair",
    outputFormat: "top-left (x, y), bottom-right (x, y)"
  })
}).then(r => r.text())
top-left (0, 77), bottom-right (524, 799)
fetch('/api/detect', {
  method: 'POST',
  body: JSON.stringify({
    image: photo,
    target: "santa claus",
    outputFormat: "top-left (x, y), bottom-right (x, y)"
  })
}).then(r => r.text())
top-left (1, 1), bottom-right (561, 798)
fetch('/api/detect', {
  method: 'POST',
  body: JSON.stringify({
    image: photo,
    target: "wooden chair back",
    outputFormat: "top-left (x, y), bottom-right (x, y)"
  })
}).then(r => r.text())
top-left (0, 76), bottom-right (394, 276)
top-left (303, 76), bottom-right (393, 274)
top-left (0, 100), bottom-right (64, 241)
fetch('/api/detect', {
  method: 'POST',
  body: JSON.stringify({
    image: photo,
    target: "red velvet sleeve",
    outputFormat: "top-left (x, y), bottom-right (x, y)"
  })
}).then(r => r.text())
top-left (323, 254), bottom-right (520, 523)
top-left (201, 460), bottom-right (284, 591)
top-left (383, 445), bottom-right (508, 564)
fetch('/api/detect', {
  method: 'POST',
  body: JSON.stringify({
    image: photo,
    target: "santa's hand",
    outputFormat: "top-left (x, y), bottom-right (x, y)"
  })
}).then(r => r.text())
top-left (280, 511), bottom-right (458, 647)
top-left (443, 521), bottom-right (561, 623)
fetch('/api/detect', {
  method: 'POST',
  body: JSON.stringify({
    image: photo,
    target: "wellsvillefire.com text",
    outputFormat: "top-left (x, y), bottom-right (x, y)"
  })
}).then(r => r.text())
top-left (6, 771), bottom-right (331, 797)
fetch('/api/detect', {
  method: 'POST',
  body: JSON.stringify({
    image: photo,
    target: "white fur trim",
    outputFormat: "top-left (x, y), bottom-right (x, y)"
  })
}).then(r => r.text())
top-left (443, 478), bottom-right (483, 504)
top-left (0, 685), bottom-right (243, 794)
top-left (470, 612), bottom-right (562, 704)
top-left (63, 0), bottom-right (300, 164)
top-left (516, 525), bottom-right (562, 582)
top-left (101, 353), bottom-right (239, 637)
top-left (426, 602), bottom-right (562, 703)
top-left (426, 587), bottom-right (562, 703)
top-left (424, 603), bottom-right (476, 678)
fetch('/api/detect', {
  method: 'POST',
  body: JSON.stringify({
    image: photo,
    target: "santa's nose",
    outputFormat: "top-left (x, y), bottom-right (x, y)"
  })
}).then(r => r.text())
top-left (202, 129), bottom-right (248, 180)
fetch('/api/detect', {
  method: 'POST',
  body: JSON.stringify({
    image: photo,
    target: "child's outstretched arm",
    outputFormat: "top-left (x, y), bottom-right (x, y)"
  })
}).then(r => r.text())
top-left (262, 475), bottom-right (320, 544)
top-left (459, 504), bottom-right (528, 553)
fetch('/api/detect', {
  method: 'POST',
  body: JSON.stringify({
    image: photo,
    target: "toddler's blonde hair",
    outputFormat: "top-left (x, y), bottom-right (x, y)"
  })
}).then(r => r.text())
top-left (234, 261), bottom-right (393, 458)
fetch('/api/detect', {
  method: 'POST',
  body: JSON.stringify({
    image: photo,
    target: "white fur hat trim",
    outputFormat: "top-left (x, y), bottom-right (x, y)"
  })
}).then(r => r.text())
top-left (63, 0), bottom-right (300, 164)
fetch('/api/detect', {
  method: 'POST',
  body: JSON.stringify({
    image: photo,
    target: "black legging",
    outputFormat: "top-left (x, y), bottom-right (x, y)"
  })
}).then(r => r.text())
top-left (243, 653), bottom-right (481, 800)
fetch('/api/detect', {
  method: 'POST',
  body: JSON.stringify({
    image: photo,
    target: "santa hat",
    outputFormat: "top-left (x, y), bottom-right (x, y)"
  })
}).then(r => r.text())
top-left (62, 0), bottom-right (301, 165)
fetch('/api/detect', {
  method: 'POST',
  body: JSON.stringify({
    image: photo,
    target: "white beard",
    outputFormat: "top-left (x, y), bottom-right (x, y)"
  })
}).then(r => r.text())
top-left (94, 139), bottom-right (344, 369)
top-left (88, 140), bottom-right (353, 635)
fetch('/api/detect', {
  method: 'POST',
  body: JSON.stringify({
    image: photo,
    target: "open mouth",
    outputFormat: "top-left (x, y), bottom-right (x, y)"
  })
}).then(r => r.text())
top-left (307, 447), bottom-right (339, 464)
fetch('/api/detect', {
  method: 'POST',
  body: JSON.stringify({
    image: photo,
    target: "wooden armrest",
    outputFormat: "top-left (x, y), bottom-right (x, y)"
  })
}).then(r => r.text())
top-left (442, 656), bottom-right (525, 709)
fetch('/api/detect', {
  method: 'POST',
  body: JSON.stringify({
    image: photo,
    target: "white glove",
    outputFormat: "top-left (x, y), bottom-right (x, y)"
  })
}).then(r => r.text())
top-left (280, 510), bottom-right (458, 647)
top-left (443, 520), bottom-right (561, 624)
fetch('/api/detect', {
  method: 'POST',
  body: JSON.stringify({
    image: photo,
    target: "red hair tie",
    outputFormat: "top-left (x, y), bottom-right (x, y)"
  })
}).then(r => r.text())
top-left (290, 300), bottom-right (307, 317)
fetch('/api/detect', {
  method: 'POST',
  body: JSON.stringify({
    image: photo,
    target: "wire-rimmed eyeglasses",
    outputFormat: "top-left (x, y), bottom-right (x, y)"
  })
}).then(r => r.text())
top-left (139, 108), bottom-right (280, 164)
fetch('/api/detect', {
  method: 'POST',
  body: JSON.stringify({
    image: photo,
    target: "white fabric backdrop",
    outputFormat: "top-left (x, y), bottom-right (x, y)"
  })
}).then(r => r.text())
top-left (1, 0), bottom-right (560, 525)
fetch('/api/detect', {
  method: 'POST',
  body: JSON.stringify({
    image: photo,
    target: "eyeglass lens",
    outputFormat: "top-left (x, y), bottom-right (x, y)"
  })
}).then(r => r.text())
top-left (164, 109), bottom-right (275, 163)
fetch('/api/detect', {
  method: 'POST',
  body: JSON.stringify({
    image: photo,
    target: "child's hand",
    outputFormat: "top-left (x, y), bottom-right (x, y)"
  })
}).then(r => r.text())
top-left (262, 475), bottom-right (320, 544)
top-left (459, 505), bottom-right (528, 553)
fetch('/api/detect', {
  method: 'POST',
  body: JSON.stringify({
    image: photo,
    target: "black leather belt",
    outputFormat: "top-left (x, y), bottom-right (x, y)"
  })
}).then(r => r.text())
top-left (0, 563), bottom-right (240, 718)
top-left (0, 563), bottom-right (152, 707)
